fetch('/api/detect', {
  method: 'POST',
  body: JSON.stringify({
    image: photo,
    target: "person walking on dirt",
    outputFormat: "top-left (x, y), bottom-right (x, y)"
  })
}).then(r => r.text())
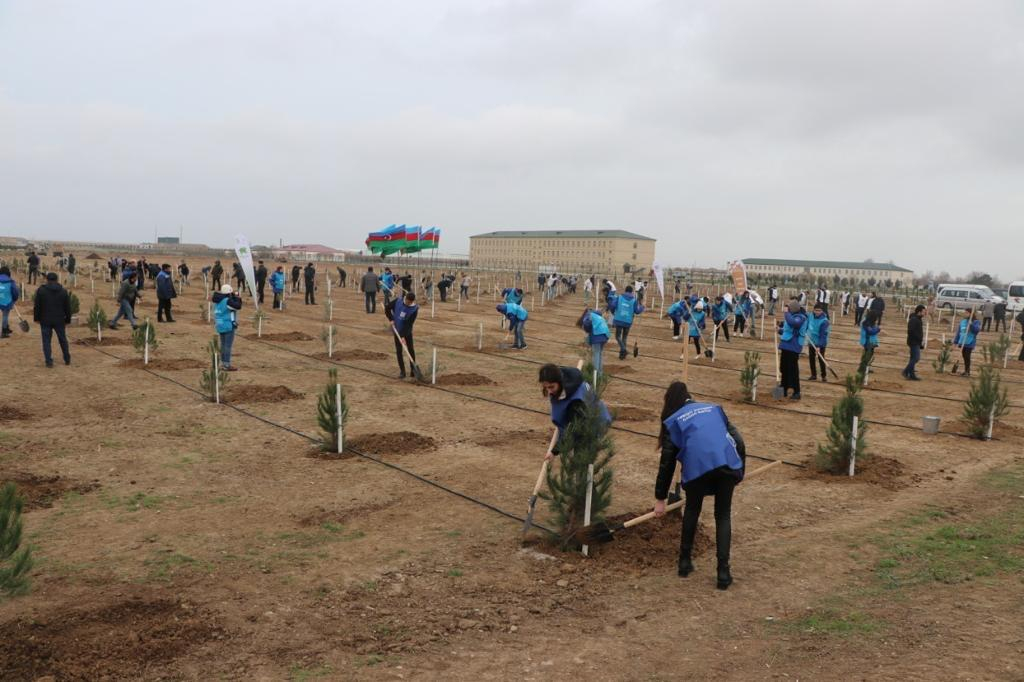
top-left (337, 267), bottom-right (347, 288)
top-left (211, 260), bottom-right (224, 291)
top-left (155, 264), bottom-right (177, 323)
top-left (232, 262), bottom-right (247, 293)
top-left (460, 273), bottom-right (471, 301)
top-left (386, 291), bottom-right (419, 379)
top-left (682, 300), bottom-right (708, 360)
top-left (653, 381), bottom-right (746, 590)
top-left (993, 300), bottom-right (1007, 332)
top-left (270, 266), bottom-right (285, 310)
top-left (109, 272), bottom-right (141, 330)
top-left (538, 363), bottom-right (611, 462)
top-left (290, 264), bottom-right (301, 293)
top-left (981, 300), bottom-right (994, 332)
top-left (254, 260), bottom-right (268, 305)
top-left (579, 308), bottom-right (610, 373)
top-left (711, 295), bottom-right (731, 343)
top-left (607, 285), bottom-right (644, 360)
top-left (178, 261), bottom-right (190, 287)
top-left (381, 268), bottom-right (396, 308)
top-left (902, 305), bottom-right (926, 381)
top-left (0, 266), bottom-right (22, 338)
top-left (212, 284), bottom-right (242, 371)
top-left (854, 292), bottom-right (867, 325)
top-left (859, 310), bottom-right (882, 373)
top-left (303, 263), bottom-right (316, 305)
top-left (27, 251), bottom-right (40, 284)
top-left (422, 273), bottom-right (433, 301)
top-left (497, 301), bottom-right (528, 350)
top-left (733, 292), bottom-right (753, 337)
top-left (767, 284), bottom-right (779, 316)
top-left (777, 300), bottom-right (808, 400)
top-left (806, 303), bottom-right (830, 382)
top-left (33, 272), bottom-right (72, 367)
top-left (954, 309), bottom-right (981, 377)
top-left (436, 274), bottom-right (450, 302)
top-left (66, 253), bottom-right (76, 287)
top-left (361, 266), bottom-right (379, 313)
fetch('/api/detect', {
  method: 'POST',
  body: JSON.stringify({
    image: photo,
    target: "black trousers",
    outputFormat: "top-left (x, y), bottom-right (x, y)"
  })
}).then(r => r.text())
top-left (982, 317), bottom-right (992, 331)
top-left (212, 276), bottom-right (222, 291)
top-left (257, 282), bottom-right (266, 304)
top-left (157, 298), bottom-right (173, 321)
top-left (962, 347), bottom-right (973, 374)
top-left (28, 268), bottom-right (39, 284)
top-left (365, 291), bottom-right (377, 313)
top-left (808, 345), bottom-right (826, 378)
top-left (273, 292), bottom-right (282, 309)
top-left (393, 332), bottom-right (415, 374)
top-left (305, 282), bottom-right (315, 305)
top-left (994, 317), bottom-right (1006, 332)
top-left (854, 307), bottom-right (864, 325)
top-left (714, 321), bottom-right (730, 341)
top-left (40, 323), bottom-right (70, 364)
top-left (780, 349), bottom-right (800, 394)
top-left (734, 315), bottom-right (746, 334)
top-left (680, 469), bottom-right (736, 567)
top-left (690, 336), bottom-right (702, 355)
top-left (291, 277), bottom-right (300, 292)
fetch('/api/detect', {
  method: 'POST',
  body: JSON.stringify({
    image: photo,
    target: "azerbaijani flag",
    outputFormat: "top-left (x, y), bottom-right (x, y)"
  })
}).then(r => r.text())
top-left (402, 225), bottom-right (423, 253)
top-left (422, 227), bottom-right (440, 249)
top-left (366, 224), bottom-right (406, 255)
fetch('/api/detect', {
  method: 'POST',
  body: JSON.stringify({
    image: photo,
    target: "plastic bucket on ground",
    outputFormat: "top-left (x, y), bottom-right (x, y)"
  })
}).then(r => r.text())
top-left (922, 416), bottom-right (940, 435)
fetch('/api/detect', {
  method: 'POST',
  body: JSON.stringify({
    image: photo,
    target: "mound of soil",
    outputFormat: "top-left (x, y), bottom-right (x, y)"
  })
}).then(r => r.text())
top-left (604, 365), bottom-right (635, 375)
top-left (596, 513), bottom-right (711, 568)
top-left (244, 331), bottom-right (313, 342)
top-left (118, 358), bottom-right (207, 370)
top-left (312, 349), bottom-right (389, 361)
top-left (799, 455), bottom-right (920, 491)
top-left (612, 405), bottom-right (655, 422)
top-left (436, 373), bottom-right (495, 386)
top-left (0, 473), bottom-right (99, 510)
top-left (348, 431), bottom-right (437, 456)
top-left (75, 337), bottom-right (129, 347)
top-left (0, 597), bottom-right (229, 680)
top-left (0, 406), bottom-right (30, 421)
top-left (224, 384), bottom-right (303, 404)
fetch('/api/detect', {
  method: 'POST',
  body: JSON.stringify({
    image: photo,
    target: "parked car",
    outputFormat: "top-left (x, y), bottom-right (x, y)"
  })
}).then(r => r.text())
top-left (1005, 281), bottom-right (1024, 313)
top-left (934, 284), bottom-right (1003, 311)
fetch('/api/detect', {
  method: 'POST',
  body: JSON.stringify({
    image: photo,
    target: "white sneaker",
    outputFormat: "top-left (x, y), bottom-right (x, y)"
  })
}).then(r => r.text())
top-left (672, 335), bottom-right (680, 340)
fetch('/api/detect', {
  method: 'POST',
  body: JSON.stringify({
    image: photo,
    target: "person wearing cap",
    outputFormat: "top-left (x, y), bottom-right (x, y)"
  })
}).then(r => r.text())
top-left (682, 299), bottom-right (707, 359)
top-left (212, 284), bottom-right (243, 371)
top-left (953, 309), bottom-right (981, 377)
top-left (33, 272), bottom-right (72, 367)
top-left (777, 300), bottom-right (808, 400)
top-left (903, 304), bottom-right (926, 380)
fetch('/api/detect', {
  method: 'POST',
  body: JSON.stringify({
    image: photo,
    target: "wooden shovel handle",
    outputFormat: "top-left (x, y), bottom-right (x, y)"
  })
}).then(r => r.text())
top-left (627, 459), bottom-right (784, 530)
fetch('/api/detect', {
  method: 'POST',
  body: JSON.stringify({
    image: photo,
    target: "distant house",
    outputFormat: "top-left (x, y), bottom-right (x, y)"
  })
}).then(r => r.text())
top-left (272, 244), bottom-right (349, 262)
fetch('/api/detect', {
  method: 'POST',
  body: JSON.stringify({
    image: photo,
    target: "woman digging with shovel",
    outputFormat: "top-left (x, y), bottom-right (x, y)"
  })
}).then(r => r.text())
top-left (538, 363), bottom-right (612, 462)
top-left (653, 381), bottom-right (746, 590)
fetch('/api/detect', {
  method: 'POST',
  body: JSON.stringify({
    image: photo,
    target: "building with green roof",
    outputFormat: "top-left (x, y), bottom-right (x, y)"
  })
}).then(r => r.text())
top-left (742, 258), bottom-right (914, 285)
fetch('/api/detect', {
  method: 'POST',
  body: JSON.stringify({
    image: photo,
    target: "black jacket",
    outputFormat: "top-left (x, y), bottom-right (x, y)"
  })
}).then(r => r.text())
top-left (33, 282), bottom-right (71, 326)
top-left (906, 315), bottom-right (924, 348)
top-left (304, 265), bottom-right (316, 283)
top-left (255, 266), bottom-right (268, 284)
top-left (551, 367), bottom-right (586, 455)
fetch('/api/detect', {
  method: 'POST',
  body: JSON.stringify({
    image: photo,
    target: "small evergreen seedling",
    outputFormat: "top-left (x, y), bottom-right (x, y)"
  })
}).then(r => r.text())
top-left (856, 347), bottom-right (874, 382)
top-left (814, 375), bottom-right (868, 473)
top-left (0, 482), bottom-right (33, 597)
top-left (962, 366), bottom-right (1009, 439)
top-left (69, 292), bottom-right (80, 316)
top-left (541, 398), bottom-right (614, 550)
top-left (253, 309), bottom-right (268, 336)
top-left (131, 319), bottom-right (157, 356)
top-left (199, 336), bottom-right (228, 401)
top-left (740, 351), bottom-right (761, 402)
top-left (86, 301), bottom-right (107, 339)
top-left (982, 334), bottom-right (1011, 366)
top-left (933, 340), bottom-right (953, 374)
top-left (323, 298), bottom-right (333, 322)
top-left (321, 325), bottom-right (337, 357)
top-left (199, 303), bottom-right (210, 322)
top-left (317, 368), bottom-right (349, 451)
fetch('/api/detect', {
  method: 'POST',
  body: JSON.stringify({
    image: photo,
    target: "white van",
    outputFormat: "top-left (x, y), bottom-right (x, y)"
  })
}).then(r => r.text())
top-left (935, 284), bottom-right (1003, 311)
top-left (1006, 281), bottom-right (1024, 313)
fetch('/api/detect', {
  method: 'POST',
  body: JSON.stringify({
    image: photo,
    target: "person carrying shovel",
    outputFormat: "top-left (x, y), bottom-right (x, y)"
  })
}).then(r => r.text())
top-left (0, 266), bottom-right (21, 338)
top-left (496, 301), bottom-right (528, 350)
top-left (653, 381), bottom-right (746, 590)
top-left (606, 285), bottom-right (644, 361)
top-left (777, 300), bottom-right (808, 400)
top-left (386, 291), bottom-right (420, 380)
top-left (681, 300), bottom-right (708, 360)
top-left (538, 363), bottom-right (611, 462)
top-left (806, 303), bottom-right (831, 382)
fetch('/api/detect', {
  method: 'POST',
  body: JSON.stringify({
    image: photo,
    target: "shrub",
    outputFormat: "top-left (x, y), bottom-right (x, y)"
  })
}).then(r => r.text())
top-left (131, 319), bottom-right (157, 356)
top-left (962, 366), bottom-right (1009, 439)
top-left (814, 375), bottom-right (868, 473)
top-left (933, 340), bottom-right (953, 374)
top-left (86, 301), bottom-right (107, 336)
top-left (981, 334), bottom-right (1011, 366)
top-left (199, 336), bottom-right (228, 401)
top-left (69, 292), bottom-right (80, 315)
top-left (740, 351), bottom-right (761, 402)
top-left (317, 368), bottom-right (350, 452)
top-left (1, 482), bottom-right (33, 598)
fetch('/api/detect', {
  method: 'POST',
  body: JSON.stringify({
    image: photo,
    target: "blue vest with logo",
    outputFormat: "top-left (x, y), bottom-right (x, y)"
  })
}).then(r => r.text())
top-left (214, 297), bottom-right (235, 333)
top-left (550, 381), bottom-right (613, 439)
top-left (664, 402), bottom-right (743, 484)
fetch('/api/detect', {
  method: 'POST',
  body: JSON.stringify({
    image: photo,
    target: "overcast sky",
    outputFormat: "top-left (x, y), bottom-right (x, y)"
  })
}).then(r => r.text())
top-left (1, 1), bottom-right (1022, 279)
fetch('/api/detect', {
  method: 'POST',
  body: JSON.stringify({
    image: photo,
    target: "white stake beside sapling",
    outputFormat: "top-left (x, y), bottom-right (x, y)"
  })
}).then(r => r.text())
top-left (848, 415), bottom-right (859, 477)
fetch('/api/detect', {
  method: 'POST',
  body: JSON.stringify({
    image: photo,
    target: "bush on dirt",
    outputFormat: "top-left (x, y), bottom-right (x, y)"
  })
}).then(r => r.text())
top-left (131, 319), bottom-right (157, 356)
top-left (69, 292), bottom-right (80, 316)
top-left (962, 366), bottom-right (1009, 439)
top-left (933, 340), bottom-right (953, 374)
top-left (0, 482), bottom-right (33, 598)
top-left (86, 301), bottom-right (107, 337)
top-left (740, 351), bottom-right (761, 403)
top-left (814, 374), bottom-right (868, 473)
top-left (199, 336), bottom-right (228, 401)
top-left (317, 367), bottom-right (349, 451)
top-left (981, 334), bottom-right (1011, 366)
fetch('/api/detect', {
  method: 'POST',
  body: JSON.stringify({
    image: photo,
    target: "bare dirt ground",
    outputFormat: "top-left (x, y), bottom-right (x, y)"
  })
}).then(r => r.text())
top-left (2, 258), bottom-right (1023, 680)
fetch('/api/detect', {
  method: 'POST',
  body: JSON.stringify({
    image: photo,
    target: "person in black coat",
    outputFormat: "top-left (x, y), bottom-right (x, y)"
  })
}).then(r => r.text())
top-left (902, 305), bottom-right (926, 380)
top-left (254, 260), bottom-right (268, 304)
top-left (156, 264), bottom-right (177, 322)
top-left (303, 263), bottom-right (316, 304)
top-left (33, 272), bottom-right (72, 367)
top-left (291, 264), bottom-right (302, 293)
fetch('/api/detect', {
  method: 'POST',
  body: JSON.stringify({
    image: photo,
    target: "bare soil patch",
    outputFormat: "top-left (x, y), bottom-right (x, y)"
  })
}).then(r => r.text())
top-left (296, 501), bottom-right (394, 527)
top-left (224, 384), bottom-right (303, 404)
top-left (595, 513), bottom-right (711, 569)
top-left (799, 454), bottom-right (921, 491)
top-left (244, 331), bottom-right (313, 342)
top-left (612, 405), bottom-right (656, 422)
top-left (0, 473), bottom-right (100, 510)
top-left (74, 337), bottom-right (129, 347)
top-left (0, 406), bottom-right (30, 421)
top-left (604, 364), bottom-right (636, 375)
top-left (436, 372), bottom-right (495, 386)
top-left (348, 431), bottom-right (437, 456)
top-left (312, 349), bottom-right (389, 361)
top-left (118, 358), bottom-right (207, 370)
top-left (0, 596), bottom-right (228, 680)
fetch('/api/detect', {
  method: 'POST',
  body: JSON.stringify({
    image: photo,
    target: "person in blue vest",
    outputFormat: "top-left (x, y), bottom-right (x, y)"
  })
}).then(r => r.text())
top-left (666, 299), bottom-right (687, 340)
top-left (501, 287), bottom-right (524, 305)
top-left (212, 284), bottom-right (243, 372)
top-left (682, 300), bottom-right (707, 358)
top-left (578, 307), bottom-right (610, 373)
top-left (0, 266), bottom-right (21, 338)
top-left (155, 264), bottom-right (177, 323)
top-left (806, 302), bottom-right (831, 382)
top-left (386, 292), bottom-right (419, 379)
top-left (497, 301), bottom-right (528, 350)
top-left (606, 285), bottom-right (644, 360)
top-left (538, 363), bottom-right (612, 461)
top-left (859, 310), bottom-right (881, 373)
top-left (710, 295), bottom-right (731, 343)
top-left (733, 292), bottom-right (753, 337)
top-left (269, 266), bottom-right (286, 310)
top-left (654, 381), bottom-right (746, 589)
top-left (381, 268), bottom-right (396, 308)
top-left (954, 309), bottom-right (981, 377)
top-left (777, 300), bottom-right (808, 400)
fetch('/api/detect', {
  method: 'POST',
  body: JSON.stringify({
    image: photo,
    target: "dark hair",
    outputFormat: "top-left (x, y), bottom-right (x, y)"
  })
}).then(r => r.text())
top-left (864, 310), bottom-right (880, 326)
top-left (576, 308), bottom-right (590, 328)
top-left (915, 304), bottom-right (926, 313)
top-left (162, 263), bottom-right (171, 270)
top-left (813, 303), bottom-right (823, 310)
top-left (368, 266), bottom-right (374, 272)
top-left (659, 381), bottom-right (692, 442)
top-left (538, 363), bottom-right (563, 397)
top-left (625, 285), bottom-right (634, 293)
top-left (405, 292), bottom-right (416, 302)
top-left (0, 266), bottom-right (9, 276)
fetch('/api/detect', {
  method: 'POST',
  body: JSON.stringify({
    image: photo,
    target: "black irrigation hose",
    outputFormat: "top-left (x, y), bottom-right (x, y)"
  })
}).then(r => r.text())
top-left (76, 339), bottom-right (557, 536)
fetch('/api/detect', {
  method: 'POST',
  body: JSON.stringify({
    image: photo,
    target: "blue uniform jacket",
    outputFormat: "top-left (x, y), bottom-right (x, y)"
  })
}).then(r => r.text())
top-left (779, 311), bottom-right (808, 353)
top-left (954, 319), bottom-right (981, 350)
top-left (581, 311), bottom-right (610, 345)
top-left (664, 402), bottom-right (744, 484)
top-left (807, 313), bottom-right (830, 348)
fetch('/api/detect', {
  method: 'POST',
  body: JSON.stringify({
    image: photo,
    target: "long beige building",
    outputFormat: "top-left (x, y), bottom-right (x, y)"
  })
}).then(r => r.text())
top-left (743, 258), bottom-right (915, 286)
top-left (469, 229), bottom-right (656, 274)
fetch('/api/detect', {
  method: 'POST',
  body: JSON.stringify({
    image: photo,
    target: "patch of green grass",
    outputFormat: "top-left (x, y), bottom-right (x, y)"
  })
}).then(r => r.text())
top-left (783, 609), bottom-right (884, 636)
top-left (164, 455), bottom-right (194, 470)
top-left (447, 568), bottom-right (464, 578)
top-left (288, 663), bottom-right (333, 681)
top-left (143, 550), bottom-right (213, 581)
top-left (101, 490), bottom-right (165, 512)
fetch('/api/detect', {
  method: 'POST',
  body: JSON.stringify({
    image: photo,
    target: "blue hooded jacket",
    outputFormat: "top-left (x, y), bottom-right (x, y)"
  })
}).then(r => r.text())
top-left (666, 301), bottom-right (686, 324)
top-left (156, 270), bottom-right (176, 300)
top-left (501, 288), bottom-right (523, 305)
top-left (860, 321), bottom-right (881, 348)
top-left (496, 302), bottom-right (528, 322)
top-left (269, 271), bottom-right (285, 293)
top-left (664, 402), bottom-right (744, 484)
top-left (735, 296), bottom-right (753, 317)
top-left (581, 310), bottom-right (610, 345)
top-left (0, 274), bottom-right (20, 310)
top-left (807, 312), bottom-right (830, 348)
top-left (682, 308), bottom-right (706, 337)
top-left (212, 292), bottom-right (242, 334)
top-left (549, 367), bottom-right (613, 440)
top-left (711, 300), bottom-right (731, 322)
top-left (954, 318), bottom-right (981, 350)
top-left (779, 311), bottom-right (808, 353)
top-left (607, 292), bottom-right (644, 328)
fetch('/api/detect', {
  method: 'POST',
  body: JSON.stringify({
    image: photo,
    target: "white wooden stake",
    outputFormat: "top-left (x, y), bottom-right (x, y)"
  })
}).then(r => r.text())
top-left (476, 278), bottom-right (480, 303)
top-left (458, 293), bottom-right (462, 312)
top-left (328, 325), bottom-right (333, 358)
top-left (326, 276), bottom-right (331, 298)
top-left (986, 404), bottom-right (995, 440)
top-left (431, 346), bottom-right (437, 385)
top-left (431, 296), bottom-right (435, 319)
top-left (477, 322), bottom-right (483, 351)
top-left (97, 320), bottom-right (102, 342)
top-left (336, 383), bottom-right (343, 454)
top-left (760, 306), bottom-right (765, 340)
top-left (90, 275), bottom-right (94, 294)
top-left (924, 322), bottom-right (930, 349)
top-left (582, 463), bottom-right (594, 557)
top-left (849, 416), bottom-right (859, 477)
top-left (752, 374), bottom-right (758, 403)
top-left (214, 351), bottom-right (220, 404)
top-left (143, 320), bottom-right (150, 365)
top-left (329, 299), bottom-right (333, 321)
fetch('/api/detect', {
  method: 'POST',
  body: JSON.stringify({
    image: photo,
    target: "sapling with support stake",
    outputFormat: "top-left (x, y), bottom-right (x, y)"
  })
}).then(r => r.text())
top-left (961, 366), bottom-right (1009, 439)
top-left (199, 336), bottom-right (228, 403)
top-left (86, 301), bottom-right (107, 341)
top-left (253, 309), bottom-right (268, 338)
top-left (739, 351), bottom-right (761, 403)
top-left (933, 339), bottom-right (953, 374)
top-left (813, 375), bottom-right (868, 474)
top-left (317, 367), bottom-right (349, 453)
top-left (321, 324), bottom-right (337, 358)
top-left (132, 318), bottom-right (157, 365)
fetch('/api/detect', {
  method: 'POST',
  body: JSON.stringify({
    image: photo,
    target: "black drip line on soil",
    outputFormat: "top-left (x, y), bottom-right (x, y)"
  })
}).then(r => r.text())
top-left (77, 339), bottom-right (558, 537)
